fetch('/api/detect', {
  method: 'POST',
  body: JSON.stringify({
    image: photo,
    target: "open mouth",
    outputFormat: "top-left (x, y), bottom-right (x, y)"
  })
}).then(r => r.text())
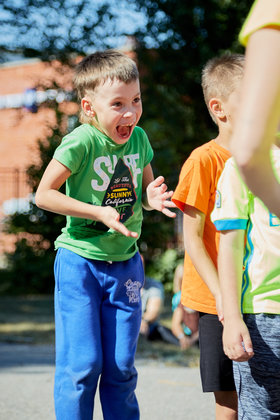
top-left (116, 124), bottom-right (133, 139)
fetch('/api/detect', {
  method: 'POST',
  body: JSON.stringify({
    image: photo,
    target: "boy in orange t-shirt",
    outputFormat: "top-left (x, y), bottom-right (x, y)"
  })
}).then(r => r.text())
top-left (172, 54), bottom-right (244, 420)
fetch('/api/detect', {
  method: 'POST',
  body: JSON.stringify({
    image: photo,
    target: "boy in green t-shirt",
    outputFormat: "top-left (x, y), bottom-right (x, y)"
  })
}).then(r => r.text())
top-left (35, 50), bottom-right (176, 420)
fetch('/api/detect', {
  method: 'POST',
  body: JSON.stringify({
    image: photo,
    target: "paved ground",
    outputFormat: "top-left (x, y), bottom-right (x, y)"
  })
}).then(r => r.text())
top-left (0, 343), bottom-right (214, 420)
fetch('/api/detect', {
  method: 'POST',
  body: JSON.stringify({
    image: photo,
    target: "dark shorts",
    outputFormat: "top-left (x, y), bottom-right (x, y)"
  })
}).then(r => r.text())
top-left (199, 312), bottom-right (235, 393)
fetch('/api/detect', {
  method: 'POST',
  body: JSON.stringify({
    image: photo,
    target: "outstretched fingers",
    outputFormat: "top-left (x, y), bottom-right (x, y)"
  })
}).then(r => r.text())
top-left (162, 198), bottom-right (177, 218)
top-left (111, 218), bottom-right (138, 238)
top-left (101, 206), bottom-right (138, 238)
top-left (151, 175), bottom-right (165, 188)
top-left (162, 189), bottom-right (177, 217)
top-left (111, 213), bottom-right (138, 237)
top-left (145, 175), bottom-right (177, 218)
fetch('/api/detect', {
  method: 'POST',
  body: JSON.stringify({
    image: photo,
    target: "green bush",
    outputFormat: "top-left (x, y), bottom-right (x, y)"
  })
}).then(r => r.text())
top-left (145, 248), bottom-right (184, 294)
top-left (0, 238), bottom-right (55, 295)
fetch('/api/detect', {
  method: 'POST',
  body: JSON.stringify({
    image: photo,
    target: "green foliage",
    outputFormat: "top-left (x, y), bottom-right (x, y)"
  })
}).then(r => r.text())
top-left (0, 105), bottom-right (68, 294)
top-left (0, 0), bottom-right (143, 62)
top-left (0, 239), bottom-right (55, 294)
top-left (135, 0), bottom-right (251, 184)
top-left (145, 248), bottom-right (184, 294)
top-left (0, 1), bottom-right (112, 60)
top-left (0, 1), bottom-right (253, 294)
top-left (134, 0), bottom-right (252, 257)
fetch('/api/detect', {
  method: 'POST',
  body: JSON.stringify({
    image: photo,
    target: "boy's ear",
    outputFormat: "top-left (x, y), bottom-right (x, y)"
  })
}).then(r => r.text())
top-left (81, 97), bottom-right (96, 117)
top-left (209, 98), bottom-right (225, 119)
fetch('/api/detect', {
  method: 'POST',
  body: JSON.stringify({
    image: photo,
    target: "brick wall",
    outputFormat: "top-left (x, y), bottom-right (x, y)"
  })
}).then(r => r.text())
top-left (0, 59), bottom-right (76, 255)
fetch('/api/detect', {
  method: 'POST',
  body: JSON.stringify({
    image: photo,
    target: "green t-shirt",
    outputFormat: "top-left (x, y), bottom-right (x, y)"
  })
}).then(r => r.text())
top-left (53, 124), bottom-right (154, 261)
top-left (211, 153), bottom-right (280, 315)
top-left (239, 0), bottom-right (280, 46)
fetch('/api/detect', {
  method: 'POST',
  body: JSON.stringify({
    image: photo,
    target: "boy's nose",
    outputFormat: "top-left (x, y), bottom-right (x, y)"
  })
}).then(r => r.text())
top-left (123, 105), bottom-right (136, 117)
top-left (123, 110), bottom-right (133, 118)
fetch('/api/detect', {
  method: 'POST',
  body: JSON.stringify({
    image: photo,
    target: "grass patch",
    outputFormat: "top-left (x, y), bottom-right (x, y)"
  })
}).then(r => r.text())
top-left (136, 335), bottom-right (199, 367)
top-left (0, 295), bottom-right (199, 366)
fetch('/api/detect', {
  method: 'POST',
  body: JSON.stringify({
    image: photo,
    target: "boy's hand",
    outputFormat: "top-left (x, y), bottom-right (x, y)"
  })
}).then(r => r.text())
top-left (146, 176), bottom-right (177, 218)
top-left (140, 319), bottom-right (149, 336)
top-left (223, 317), bottom-right (254, 362)
top-left (178, 335), bottom-right (192, 350)
top-left (99, 206), bottom-right (138, 238)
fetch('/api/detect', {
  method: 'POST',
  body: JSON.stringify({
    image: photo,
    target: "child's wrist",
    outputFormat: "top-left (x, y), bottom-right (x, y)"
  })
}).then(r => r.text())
top-left (142, 192), bottom-right (152, 210)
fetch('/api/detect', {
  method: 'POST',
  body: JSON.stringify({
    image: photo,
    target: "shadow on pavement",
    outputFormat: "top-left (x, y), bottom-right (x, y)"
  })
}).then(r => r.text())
top-left (0, 343), bottom-right (55, 368)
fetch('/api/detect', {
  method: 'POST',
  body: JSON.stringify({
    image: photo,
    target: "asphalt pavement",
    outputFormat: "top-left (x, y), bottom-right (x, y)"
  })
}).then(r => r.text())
top-left (0, 344), bottom-right (214, 420)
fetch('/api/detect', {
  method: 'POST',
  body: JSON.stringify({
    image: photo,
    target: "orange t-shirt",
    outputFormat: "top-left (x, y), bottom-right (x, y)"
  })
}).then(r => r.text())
top-left (172, 140), bottom-right (231, 314)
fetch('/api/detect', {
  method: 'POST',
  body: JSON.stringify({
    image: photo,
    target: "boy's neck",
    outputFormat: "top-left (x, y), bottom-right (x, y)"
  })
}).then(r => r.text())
top-left (213, 132), bottom-right (231, 151)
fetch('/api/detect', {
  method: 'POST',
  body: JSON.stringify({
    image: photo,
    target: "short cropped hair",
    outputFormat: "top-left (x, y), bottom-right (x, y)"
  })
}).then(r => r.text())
top-left (201, 53), bottom-right (245, 124)
top-left (74, 50), bottom-right (139, 123)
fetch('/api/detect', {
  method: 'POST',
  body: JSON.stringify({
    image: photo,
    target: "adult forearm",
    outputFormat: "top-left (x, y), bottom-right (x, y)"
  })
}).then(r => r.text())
top-left (231, 28), bottom-right (280, 216)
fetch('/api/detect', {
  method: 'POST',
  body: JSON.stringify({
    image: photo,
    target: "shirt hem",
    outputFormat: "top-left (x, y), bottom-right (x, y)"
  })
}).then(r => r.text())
top-left (55, 244), bottom-right (138, 262)
top-left (242, 306), bottom-right (280, 315)
top-left (181, 297), bottom-right (217, 315)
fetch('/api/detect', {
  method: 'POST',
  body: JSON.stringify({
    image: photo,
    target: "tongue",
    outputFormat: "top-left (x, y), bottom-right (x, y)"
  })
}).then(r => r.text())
top-left (117, 125), bottom-right (130, 137)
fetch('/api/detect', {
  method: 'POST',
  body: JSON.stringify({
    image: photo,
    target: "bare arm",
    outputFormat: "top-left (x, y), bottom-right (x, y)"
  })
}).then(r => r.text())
top-left (231, 28), bottom-right (280, 217)
top-left (171, 307), bottom-right (190, 349)
top-left (171, 306), bottom-right (185, 338)
top-left (140, 296), bottom-right (162, 336)
top-left (142, 163), bottom-right (154, 201)
top-left (142, 296), bottom-right (162, 323)
top-left (183, 205), bottom-right (222, 319)
top-left (171, 307), bottom-right (196, 350)
top-left (35, 158), bottom-right (138, 237)
top-left (218, 229), bottom-right (254, 361)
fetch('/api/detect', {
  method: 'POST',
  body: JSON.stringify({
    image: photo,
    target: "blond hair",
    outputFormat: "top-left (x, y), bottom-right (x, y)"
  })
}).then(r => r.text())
top-left (73, 50), bottom-right (139, 123)
top-left (201, 53), bottom-right (245, 124)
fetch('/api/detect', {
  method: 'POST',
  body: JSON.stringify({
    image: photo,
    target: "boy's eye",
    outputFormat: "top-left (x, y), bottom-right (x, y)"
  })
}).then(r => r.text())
top-left (112, 102), bottom-right (122, 107)
top-left (133, 97), bottom-right (141, 104)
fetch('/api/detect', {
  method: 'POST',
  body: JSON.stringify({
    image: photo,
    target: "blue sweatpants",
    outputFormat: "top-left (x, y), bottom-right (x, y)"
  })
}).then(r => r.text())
top-left (54, 248), bottom-right (144, 420)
